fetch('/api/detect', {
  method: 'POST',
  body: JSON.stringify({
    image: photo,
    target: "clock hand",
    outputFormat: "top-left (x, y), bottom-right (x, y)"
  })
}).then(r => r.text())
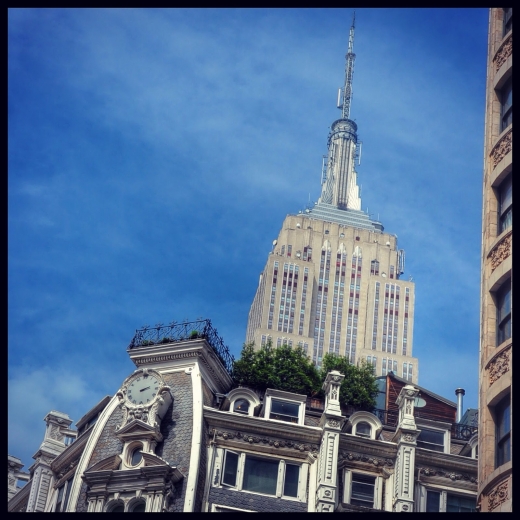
top-left (140, 386), bottom-right (151, 392)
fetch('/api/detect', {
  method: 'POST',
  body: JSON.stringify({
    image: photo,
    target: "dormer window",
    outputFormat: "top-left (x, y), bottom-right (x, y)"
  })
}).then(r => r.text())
top-left (355, 421), bottom-right (372, 438)
top-left (264, 389), bottom-right (307, 426)
top-left (233, 399), bottom-right (250, 415)
top-left (416, 427), bottom-right (446, 453)
top-left (270, 400), bottom-right (300, 424)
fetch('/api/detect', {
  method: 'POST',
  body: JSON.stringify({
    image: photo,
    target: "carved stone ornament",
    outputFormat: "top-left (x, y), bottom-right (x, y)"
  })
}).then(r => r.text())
top-left (487, 345), bottom-right (511, 385)
top-left (491, 129), bottom-right (512, 169)
top-left (488, 479), bottom-right (509, 511)
top-left (402, 433), bottom-right (416, 443)
top-left (418, 467), bottom-right (476, 484)
top-left (209, 428), bottom-right (318, 455)
top-left (489, 233), bottom-right (512, 272)
top-left (494, 34), bottom-right (512, 72)
top-left (327, 419), bottom-right (341, 428)
top-left (338, 451), bottom-right (393, 468)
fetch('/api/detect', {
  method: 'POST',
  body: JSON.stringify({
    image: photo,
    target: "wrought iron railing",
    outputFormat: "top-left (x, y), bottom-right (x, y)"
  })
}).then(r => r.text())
top-left (451, 423), bottom-right (478, 441)
top-left (128, 319), bottom-right (235, 374)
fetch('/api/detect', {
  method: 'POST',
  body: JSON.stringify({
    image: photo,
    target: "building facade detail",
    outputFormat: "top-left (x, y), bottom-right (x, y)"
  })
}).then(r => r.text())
top-left (478, 7), bottom-right (512, 513)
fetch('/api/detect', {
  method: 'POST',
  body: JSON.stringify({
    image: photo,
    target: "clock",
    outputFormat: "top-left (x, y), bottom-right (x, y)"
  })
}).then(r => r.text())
top-left (126, 373), bottom-right (162, 406)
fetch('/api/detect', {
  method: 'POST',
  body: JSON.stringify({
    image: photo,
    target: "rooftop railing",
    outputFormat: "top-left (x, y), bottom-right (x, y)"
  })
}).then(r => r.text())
top-left (128, 319), bottom-right (235, 374)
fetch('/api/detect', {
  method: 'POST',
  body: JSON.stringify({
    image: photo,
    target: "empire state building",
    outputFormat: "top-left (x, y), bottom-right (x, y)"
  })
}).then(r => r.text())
top-left (246, 17), bottom-right (419, 383)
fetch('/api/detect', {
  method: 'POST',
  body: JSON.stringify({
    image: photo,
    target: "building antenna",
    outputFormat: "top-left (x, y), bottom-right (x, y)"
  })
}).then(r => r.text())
top-left (341, 12), bottom-right (356, 120)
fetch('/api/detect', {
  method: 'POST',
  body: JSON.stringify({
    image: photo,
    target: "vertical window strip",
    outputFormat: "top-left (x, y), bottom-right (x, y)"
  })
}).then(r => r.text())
top-left (313, 249), bottom-right (330, 365)
top-left (372, 282), bottom-right (380, 350)
top-left (345, 253), bottom-right (362, 363)
top-left (268, 262), bottom-right (279, 330)
top-left (402, 287), bottom-right (410, 355)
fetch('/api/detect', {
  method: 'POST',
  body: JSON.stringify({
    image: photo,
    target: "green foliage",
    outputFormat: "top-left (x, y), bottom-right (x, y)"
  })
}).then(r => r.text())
top-left (232, 341), bottom-right (321, 396)
top-left (320, 353), bottom-right (378, 410)
top-left (232, 343), bottom-right (378, 411)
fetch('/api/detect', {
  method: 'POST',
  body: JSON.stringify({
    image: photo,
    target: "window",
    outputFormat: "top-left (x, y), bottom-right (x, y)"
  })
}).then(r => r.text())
top-left (496, 280), bottom-right (511, 345)
top-left (55, 477), bottom-right (73, 512)
top-left (500, 76), bottom-right (512, 131)
top-left (130, 445), bottom-right (143, 466)
top-left (498, 173), bottom-right (512, 233)
top-left (221, 451), bottom-right (301, 499)
top-left (416, 428), bottom-right (445, 452)
top-left (106, 500), bottom-right (125, 512)
top-left (495, 395), bottom-right (511, 467)
top-left (269, 399), bottom-right (299, 424)
top-left (129, 499), bottom-right (146, 513)
top-left (343, 471), bottom-right (379, 508)
top-left (233, 399), bottom-right (250, 415)
top-left (64, 435), bottom-right (75, 446)
top-left (355, 422), bottom-right (372, 439)
top-left (503, 8), bottom-right (512, 36)
top-left (424, 489), bottom-right (476, 512)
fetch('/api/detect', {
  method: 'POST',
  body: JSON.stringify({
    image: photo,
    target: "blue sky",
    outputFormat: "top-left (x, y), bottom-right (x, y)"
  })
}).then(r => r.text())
top-left (9, 8), bottom-right (488, 467)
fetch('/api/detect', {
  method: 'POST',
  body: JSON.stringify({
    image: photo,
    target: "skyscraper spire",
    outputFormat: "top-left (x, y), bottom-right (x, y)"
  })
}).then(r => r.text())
top-left (317, 13), bottom-right (363, 215)
top-left (341, 13), bottom-right (356, 120)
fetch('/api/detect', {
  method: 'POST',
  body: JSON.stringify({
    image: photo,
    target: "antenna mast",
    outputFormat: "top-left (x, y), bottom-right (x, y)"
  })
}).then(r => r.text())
top-left (341, 13), bottom-right (356, 120)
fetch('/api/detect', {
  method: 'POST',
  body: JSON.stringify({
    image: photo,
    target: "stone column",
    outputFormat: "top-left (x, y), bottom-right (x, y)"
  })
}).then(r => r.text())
top-left (391, 384), bottom-right (419, 513)
top-left (315, 370), bottom-right (346, 513)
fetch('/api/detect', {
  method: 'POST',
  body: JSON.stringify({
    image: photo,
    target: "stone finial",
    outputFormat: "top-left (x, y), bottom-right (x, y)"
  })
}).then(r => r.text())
top-left (396, 385), bottom-right (420, 430)
top-left (322, 370), bottom-right (344, 416)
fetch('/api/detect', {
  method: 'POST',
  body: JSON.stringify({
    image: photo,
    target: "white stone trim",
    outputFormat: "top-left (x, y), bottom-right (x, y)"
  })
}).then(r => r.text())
top-left (66, 394), bottom-right (121, 512)
top-left (183, 362), bottom-right (203, 511)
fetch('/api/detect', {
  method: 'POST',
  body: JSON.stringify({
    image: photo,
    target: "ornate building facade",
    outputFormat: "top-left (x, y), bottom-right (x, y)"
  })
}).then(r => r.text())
top-left (245, 18), bottom-right (419, 382)
top-left (8, 320), bottom-right (478, 512)
top-left (477, 7), bottom-right (512, 513)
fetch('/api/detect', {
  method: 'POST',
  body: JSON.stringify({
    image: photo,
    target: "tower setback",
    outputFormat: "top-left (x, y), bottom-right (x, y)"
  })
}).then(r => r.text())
top-left (246, 18), bottom-right (419, 383)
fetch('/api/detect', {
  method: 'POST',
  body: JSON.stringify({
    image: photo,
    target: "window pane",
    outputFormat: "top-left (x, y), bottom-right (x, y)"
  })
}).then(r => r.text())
top-left (497, 281), bottom-right (512, 345)
top-left (270, 400), bottom-right (299, 423)
top-left (356, 422), bottom-right (372, 438)
top-left (417, 429), bottom-right (444, 452)
top-left (351, 473), bottom-right (375, 507)
top-left (131, 501), bottom-right (146, 513)
top-left (426, 490), bottom-right (440, 512)
top-left (446, 494), bottom-right (476, 512)
top-left (222, 451), bottom-right (239, 487)
top-left (243, 456), bottom-right (278, 495)
top-left (496, 396), bottom-right (511, 467)
top-left (283, 464), bottom-right (299, 497)
top-left (233, 399), bottom-right (250, 414)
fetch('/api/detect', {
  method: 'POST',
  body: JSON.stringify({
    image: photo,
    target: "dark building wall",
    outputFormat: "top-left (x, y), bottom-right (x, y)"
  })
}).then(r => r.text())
top-left (155, 370), bottom-right (194, 512)
top-left (208, 487), bottom-right (308, 512)
top-left (75, 406), bottom-right (124, 512)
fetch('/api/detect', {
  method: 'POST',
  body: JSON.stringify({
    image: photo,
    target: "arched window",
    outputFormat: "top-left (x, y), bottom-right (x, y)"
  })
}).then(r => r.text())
top-left (129, 499), bottom-right (146, 513)
top-left (233, 399), bottom-right (250, 415)
top-left (106, 500), bottom-right (125, 512)
top-left (355, 421), bottom-right (372, 438)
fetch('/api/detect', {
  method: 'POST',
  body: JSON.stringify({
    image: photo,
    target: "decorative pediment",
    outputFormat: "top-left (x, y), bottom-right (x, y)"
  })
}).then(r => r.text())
top-left (85, 454), bottom-right (122, 473)
top-left (116, 419), bottom-right (163, 443)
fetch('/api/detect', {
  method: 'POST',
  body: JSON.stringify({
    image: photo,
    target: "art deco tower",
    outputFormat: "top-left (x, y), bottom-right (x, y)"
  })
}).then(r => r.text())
top-left (246, 18), bottom-right (419, 384)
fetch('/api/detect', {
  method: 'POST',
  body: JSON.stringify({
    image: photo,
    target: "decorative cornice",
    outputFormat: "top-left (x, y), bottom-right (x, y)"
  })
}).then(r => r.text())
top-left (488, 232), bottom-right (512, 272)
top-left (487, 478), bottom-right (509, 511)
top-left (486, 344), bottom-right (511, 385)
top-left (493, 34), bottom-right (512, 72)
top-left (209, 427), bottom-right (319, 456)
top-left (338, 450), bottom-right (394, 469)
top-left (490, 129), bottom-right (512, 169)
top-left (418, 467), bottom-right (476, 484)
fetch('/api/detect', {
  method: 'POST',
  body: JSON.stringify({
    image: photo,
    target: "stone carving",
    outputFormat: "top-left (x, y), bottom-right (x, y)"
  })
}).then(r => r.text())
top-left (418, 467), bottom-right (476, 484)
top-left (487, 345), bottom-right (511, 385)
top-left (491, 129), bottom-right (512, 168)
top-left (338, 451), bottom-right (393, 468)
top-left (49, 424), bottom-right (63, 441)
top-left (488, 479), bottom-right (509, 511)
top-left (327, 419), bottom-right (341, 428)
top-left (209, 428), bottom-right (319, 455)
top-left (494, 34), bottom-right (512, 71)
top-left (489, 233), bottom-right (512, 272)
top-left (403, 433), bottom-right (416, 443)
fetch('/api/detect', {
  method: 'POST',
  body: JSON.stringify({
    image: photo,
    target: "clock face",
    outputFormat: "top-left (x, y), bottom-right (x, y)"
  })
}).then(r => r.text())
top-left (127, 374), bottom-right (161, 405)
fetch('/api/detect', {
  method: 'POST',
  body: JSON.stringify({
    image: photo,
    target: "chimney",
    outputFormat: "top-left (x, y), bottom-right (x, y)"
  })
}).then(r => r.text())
top-left (455, 388), bottom-right (465, 423)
